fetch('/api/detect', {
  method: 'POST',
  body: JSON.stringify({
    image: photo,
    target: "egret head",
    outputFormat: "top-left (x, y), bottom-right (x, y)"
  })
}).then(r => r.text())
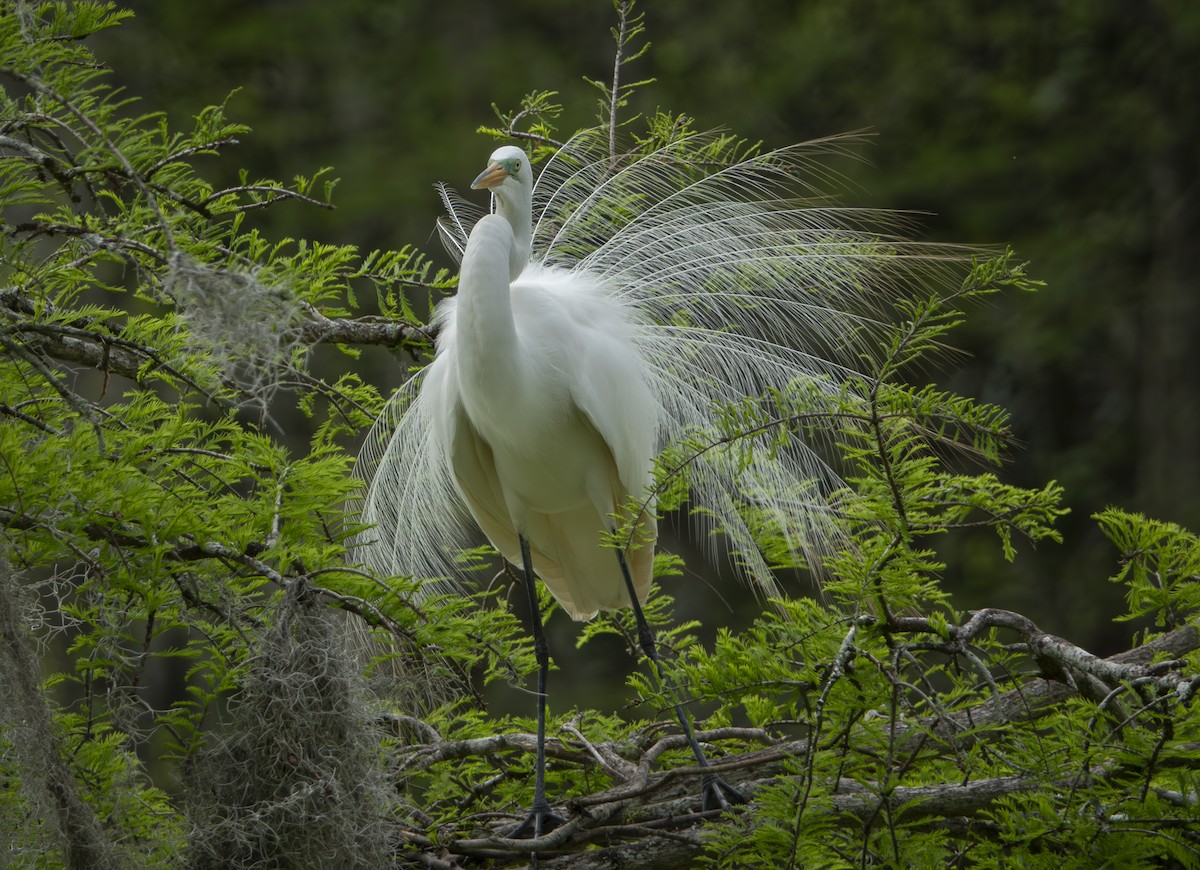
top-left (472, 145), bottom-right (533, 277)
top-left (472, 146), bottom-right (531, 201)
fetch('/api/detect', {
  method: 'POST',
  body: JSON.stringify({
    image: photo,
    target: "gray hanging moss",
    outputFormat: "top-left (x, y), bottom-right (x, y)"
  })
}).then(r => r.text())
top-left (166, 252), bottom-right (306, 411)
top-left (185, 579), bottom-right (393, 868)
top-left (0, 561), bottom-right (123, 869)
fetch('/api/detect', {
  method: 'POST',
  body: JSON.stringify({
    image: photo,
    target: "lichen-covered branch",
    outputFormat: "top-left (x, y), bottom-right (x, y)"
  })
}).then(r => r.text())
top-left (2, 287), bottom-right (425, 391)
top-left (0, 561), bottom-right (118, 869)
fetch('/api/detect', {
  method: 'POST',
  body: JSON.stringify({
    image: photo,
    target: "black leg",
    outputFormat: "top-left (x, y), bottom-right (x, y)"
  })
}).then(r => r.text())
top-left (506, 535), bottom-right (566, 839)
top-left (616, 548), bottom-right (747, 813)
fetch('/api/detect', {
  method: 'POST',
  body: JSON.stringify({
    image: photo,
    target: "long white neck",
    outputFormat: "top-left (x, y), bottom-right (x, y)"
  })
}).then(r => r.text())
top-left (455, 214), bottom-right (524, 394)
top-left (493, 188), bottom-right (532, 281)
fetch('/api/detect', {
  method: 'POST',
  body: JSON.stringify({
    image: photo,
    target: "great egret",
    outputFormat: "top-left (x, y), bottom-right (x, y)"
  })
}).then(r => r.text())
top-left (358, 132), bottom-right (958, 836)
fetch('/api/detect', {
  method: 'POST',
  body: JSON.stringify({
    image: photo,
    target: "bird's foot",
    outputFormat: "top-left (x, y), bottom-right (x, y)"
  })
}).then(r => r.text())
top-left (701, 773), bottom-right (747, 813)
top-left (505, 798), bottom-right (566, 839)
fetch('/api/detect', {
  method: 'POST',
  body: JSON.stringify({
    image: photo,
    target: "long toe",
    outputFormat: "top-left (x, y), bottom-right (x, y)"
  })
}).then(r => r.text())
top-left (505, 800), bottom-right (567, 839)
top-left (701, 774), bottom-right (747, 813)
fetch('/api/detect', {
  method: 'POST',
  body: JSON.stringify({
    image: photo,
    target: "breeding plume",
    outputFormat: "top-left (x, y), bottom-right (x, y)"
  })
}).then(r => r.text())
top-left (357, 131), bottom-right (954, 835)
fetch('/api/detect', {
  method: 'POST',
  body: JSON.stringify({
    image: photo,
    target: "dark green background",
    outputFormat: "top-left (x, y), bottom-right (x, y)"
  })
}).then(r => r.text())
top-left (96, 2), bottom-right (1199, 673)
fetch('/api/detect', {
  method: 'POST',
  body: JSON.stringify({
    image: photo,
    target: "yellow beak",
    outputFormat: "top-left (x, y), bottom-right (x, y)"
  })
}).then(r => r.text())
top-left (471, 162), bottom-right (509, 190)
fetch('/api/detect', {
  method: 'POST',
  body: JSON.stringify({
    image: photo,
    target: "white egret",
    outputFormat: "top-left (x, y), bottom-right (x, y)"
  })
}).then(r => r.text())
top-left (358, 132), bottom-right (959, 836)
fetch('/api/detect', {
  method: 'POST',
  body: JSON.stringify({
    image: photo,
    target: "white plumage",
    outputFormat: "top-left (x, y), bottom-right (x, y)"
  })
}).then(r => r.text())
top-left (427, 212), bottom-right (657, 620)
top-left (357, 131), bottom-right (956, 618)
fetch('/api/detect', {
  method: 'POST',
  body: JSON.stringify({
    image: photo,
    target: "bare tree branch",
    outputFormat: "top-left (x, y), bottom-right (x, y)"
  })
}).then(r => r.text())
top-left (394, 621), bottom-right (1200, 866)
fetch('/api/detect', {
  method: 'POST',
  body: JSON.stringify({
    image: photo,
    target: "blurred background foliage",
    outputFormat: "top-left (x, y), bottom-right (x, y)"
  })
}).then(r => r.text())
top-left (96, 0), bottom-right (1198, 659)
